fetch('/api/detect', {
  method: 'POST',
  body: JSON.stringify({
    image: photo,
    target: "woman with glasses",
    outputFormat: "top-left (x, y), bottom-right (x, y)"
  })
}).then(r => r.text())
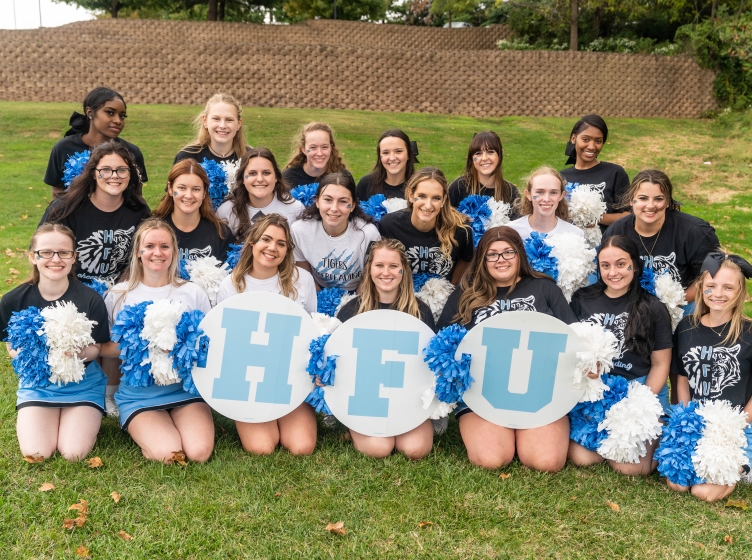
top-left (448, 131), bottom-right (520, 219)
top-left (0, 224), bottom-right (111, 461)
top-left (217, 148), bottom-right (304, 242)
top-left (282, 122), bottom-right (352, 190)
top-left (436, 226), bottom-right (578, 472)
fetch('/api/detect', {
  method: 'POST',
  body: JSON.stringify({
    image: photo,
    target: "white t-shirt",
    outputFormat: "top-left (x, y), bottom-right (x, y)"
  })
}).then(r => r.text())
top-left (215, 266), bottom-right (317, 314)
top-left (291, 218), bottom-right (381, 291)
top-left (217, 197), bottom-right (304, 235)
top-left (508, 216), bottom-right (585, 240)
top-left (105, 280), bottom-right (211, 328)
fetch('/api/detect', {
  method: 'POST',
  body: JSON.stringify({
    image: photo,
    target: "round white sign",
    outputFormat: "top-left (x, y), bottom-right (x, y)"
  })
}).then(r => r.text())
top-left (323, 310), bottom-right (438, 437)
top-left (458, 311), bottom-right (586, 429)
top-left (192, 292), bottom-right (316, 423)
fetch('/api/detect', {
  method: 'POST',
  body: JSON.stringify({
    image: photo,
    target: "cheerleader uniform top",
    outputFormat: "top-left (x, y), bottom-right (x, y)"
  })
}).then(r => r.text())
top-left (216, 267), bottom-right (318, 315)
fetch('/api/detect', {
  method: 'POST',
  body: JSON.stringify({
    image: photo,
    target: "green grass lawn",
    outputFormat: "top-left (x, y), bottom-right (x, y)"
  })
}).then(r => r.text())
top-left (0, 102), bottom-right (751, 559)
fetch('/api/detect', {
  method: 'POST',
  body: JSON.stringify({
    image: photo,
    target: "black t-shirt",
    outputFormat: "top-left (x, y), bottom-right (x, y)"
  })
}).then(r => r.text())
top-left (44, 133), bottom-right (148, 188)
top-left (437, 276), bottom-right (578, 331)
top-left (672, 316), bottom-right (752, 409)
top-left (0, 279), bottom-right (110, 344)
top-left (282, 166), bottom-right (353, 191)
top-left (570, 289), bottom-right (673, 381)
top-left (163, 214), bottom-right (236, 263)
top-left (356, 173), bottom-right (406, 201)
top-left (41, 198), bottom-right (151, 283)
top-left (560, 161), bottom-right (629, 232)
top-left (173, 146), bottom-right (241, 167)
top-left (603, 212), bottom-right (719, 289)
top-left (379, 210), bottom-right (473, 281)
top-left (336, 296), bottom-right (436, 331)
top-left (448, 177), bottom-right (521, 220)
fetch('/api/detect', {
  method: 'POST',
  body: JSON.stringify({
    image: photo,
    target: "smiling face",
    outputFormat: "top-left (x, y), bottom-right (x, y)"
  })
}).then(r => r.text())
top-left (29, 231), bottom-right (76, 283)
top-left (701, 267), bottom-right (742, 316)
top-left (526, 173), bottom-right (564, 218)
top-left (138, 228), bottom-right (174, 276)
top-left (88, 98), bottom-right (126, 139)
top-left (316, 183), bottom-right (353, 232)
top-left (302, 130), bottom-right (332, 174)
top-left (168, 173), bottom-right (206, 217)
top-left (485, 240), bottom-right (519, 287)
top-left (410, 179), bottom-right (445, 229)
top-left (94, 153), bottom-right (130, 199)
top-left (572, 125), bottom-right (604, 166)
top-left (379, 136), bottom-right (408, 179)
top-left (202, 101), bottom-right (241, 147)
top-left (370, 248), bottom-right (403, 299)
top-left (631, 181), bottom-right (668, 227)
top-left (251, 224), bottom-right (288, 274)
top-left (472, 145), bottom-right (500, 182)
top-left (598, 245), bottom-right (635, 296)
top-left (243, 157), bottom-right (276, 207)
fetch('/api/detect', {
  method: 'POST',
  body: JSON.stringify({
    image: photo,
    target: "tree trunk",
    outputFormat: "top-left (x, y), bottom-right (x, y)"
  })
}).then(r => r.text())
top-left (711, 0), bottom-right (718, 19)
top-left (449, 11), bottom-right (452, 27)
top-left (110, 0), bottom-right (122, 18)
top-left (569, 0), bottom-right (578, 51)
top-left (593, 5), bottom-right (602, 39)
top-left (218, 0), bottom-right (226, 21)
top-left (208, 0), bottom-right (218, 21)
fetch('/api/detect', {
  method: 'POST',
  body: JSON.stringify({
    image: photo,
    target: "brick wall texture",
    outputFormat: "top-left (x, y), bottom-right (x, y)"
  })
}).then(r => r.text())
top-left (0, 19), bottom-right (717, 117)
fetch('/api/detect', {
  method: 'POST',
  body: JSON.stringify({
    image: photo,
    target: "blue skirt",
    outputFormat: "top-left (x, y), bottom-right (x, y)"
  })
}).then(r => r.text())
top-left (16, 361), bottom-right (107, 413)
top-left (115, 381), bottom-right (204, 430)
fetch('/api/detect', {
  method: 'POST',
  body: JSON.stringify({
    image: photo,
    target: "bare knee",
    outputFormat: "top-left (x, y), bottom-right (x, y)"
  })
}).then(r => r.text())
top-left (58, 442), bottom-right (95, 462)
top-left (567, 442), bottom-right (604, 467)
top-left (521, 453), bottom-right (566, 473)
top-left (666, 480), bottom-right (689, 493)
top-left (355, 437), bottom-right (395, 459)
top-left (19, 445), bottom-right (55, 461)
top-left (691, 483), bottom-right (735, 503)
top-left (610, 461), bottom-right (655, 477)
top-left (467, 446), bottom-right (514, 470)
top-left (401, 443), bottom-right (431, 461)
top-left (183, 439), bottom-right (214, 463)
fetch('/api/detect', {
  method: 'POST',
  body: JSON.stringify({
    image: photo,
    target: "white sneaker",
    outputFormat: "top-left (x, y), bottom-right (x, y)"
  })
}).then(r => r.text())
top-left (105, 395), bottom-right (120, 418)
top-left (431, 417), bottom-right (448, 436)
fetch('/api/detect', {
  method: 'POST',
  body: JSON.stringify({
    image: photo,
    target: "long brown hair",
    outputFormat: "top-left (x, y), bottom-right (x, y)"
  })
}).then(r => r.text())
top-left (405, 167), bottom-right (470, 259)
top-left (454, 226), bottom-right (550, 325)
top-left (517, 166), bottom-right (570, 221)
top-left (461, 131), bottom-right (516, 203)
top-left (24, 223), bottom-right (78, 285)
top-left (231, 214), bottom-right (299, 299)
top-left (179, 93), bottom-right (247, 160)
top-left (153, 159), bottom-right (227, 239)
top-left (363, 129), bottom-right (416, 198)
top-left (357, 238), bottom-right (421, 318)
top-left (284, 122), bottom-right (347, 174)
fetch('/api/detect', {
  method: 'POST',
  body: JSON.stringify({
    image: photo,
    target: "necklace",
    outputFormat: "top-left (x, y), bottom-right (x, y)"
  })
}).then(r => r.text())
top-left (637, 227), bottom-right (662, 256)
top-left (705, 319), bottom-right (728, 337)
top-left (209, 144), bottom-right (232, 158)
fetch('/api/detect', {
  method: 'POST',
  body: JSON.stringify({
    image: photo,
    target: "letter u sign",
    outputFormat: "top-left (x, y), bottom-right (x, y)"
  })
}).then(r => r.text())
top-left (459, 311), bottom-right (586, 429)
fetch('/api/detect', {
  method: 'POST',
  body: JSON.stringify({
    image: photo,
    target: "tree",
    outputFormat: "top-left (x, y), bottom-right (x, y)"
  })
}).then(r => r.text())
top-left (283, 0), bottom-right (388, 21)
top-left (430, 0), bottom-right (479, 26)
top-left (53, 0), bottom-right (131, 18)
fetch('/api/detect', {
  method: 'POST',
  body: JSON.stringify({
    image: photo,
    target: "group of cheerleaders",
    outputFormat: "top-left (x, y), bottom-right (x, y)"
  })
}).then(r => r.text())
top-left (1, 88), bottom-right (750, 504)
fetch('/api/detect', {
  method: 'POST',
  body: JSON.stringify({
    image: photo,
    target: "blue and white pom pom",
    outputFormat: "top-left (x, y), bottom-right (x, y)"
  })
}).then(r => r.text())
top-left (7, 302), bottom-right (96, 387)
top-left (524, 231), bottom-right (596, 302)
top-left (640, 268), bottom-right (687, 331)
top-left (422, 325), bottom-right (473, 419)
top-left (565, 182), bottom-right (606, 249)
top-left (84, 277), bottom-right (114, 298)
top-left (569, 322), bottom-right (620, 402)
top-left (200, 158), bottom-right (238, 209)
top-left (304, 318), bottom-right (341, 414)
top-left (178, 256), bottom-right (230, 307)
top-left (290, 183), bottom-right (319, 207)
top-left (224, 243), bottom-right (243, 270)
top-left (111, 300), bottom-right (206, 394)
top-left (62, 150), bottom-right (91, 189)
top-left (315, 287), bottom-right (356, 318)
top-left (412, 272), bottom-right (454, 322)
top-left (458, 195), bottom-right (511, 246)
top-left (361, 194), bottom-right (408, 222)
top-left (657, 400), bottom-right (749, 487)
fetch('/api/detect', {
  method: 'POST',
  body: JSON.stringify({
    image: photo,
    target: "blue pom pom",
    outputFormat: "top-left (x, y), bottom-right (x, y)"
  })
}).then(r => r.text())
top-left (523, 231), bottom-right (559, 281)
top-left (83, 278), bottom-right (109, 297)
top-left (290, 183), bottom-right (319, 207)
top-left (305, 386), bottom-right (332, 415)
top-left (656, 402), bottom-right (706, 487)
top-left (568, 374), bottom-right (630, 452)
top-left (111, 301), bottom-right (153, 388)
top-left (458, 195), bottom-right (492, 246)
top-left (62, 150), bottom-right (90, 189)
top-left (316, 287), bottom-right (346, 316)
top-left (413, 272), bottom-right (439, 292)
top-left (361, 194), bottom-right (387, 222)
top-left (177, 258), bottom-right (190, 281)
top-left (200, 158), bottom-right (229, 209)
top-left (225, 243), bottom-right (243, 270)
top-left (640, 267), bottom-right (657, 296)
top-left (170, 309), bottom-right (206, 396)
top-left (305, 334), bottom-right (337, 414)
top-left (563, 181), bottom-right (578, 200)
top-left (423, 325), bottom-right (473, 403)
top-left (7, 307), bottom-right (51, 388)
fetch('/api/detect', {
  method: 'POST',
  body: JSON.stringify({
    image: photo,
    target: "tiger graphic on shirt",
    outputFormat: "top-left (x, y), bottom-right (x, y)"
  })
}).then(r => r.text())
top-left (76, 226), bottom-right (135, 280)
top-left (584, 312), bottom-right (629, 359)
top-left (473, 295), bottom-right (536, 324)
top-left (682, 344), bottom-right (741, 399)
top-left (643, 252), bottom-right (681, 284)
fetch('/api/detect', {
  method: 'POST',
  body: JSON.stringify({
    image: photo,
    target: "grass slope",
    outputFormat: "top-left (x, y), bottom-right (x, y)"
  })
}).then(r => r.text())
top-left (0, 102), bottom-right (750, 559)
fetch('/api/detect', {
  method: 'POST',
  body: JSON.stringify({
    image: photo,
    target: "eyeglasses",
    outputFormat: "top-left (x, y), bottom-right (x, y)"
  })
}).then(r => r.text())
top-left (35, 250), bottom-right (76, 260)
top-left (96, 167), bottom-right (130, 179)
top-left (485, 250), bottom-right (517, 262)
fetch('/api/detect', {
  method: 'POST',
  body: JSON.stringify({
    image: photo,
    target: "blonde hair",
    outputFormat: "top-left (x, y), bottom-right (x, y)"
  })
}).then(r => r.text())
top-left (517, 166), bottom-right (569, 221)
top-left (285, 122), bottom-right (347, 174)
top-left (691, 258), bottom-right (751, 346)
top-left (357, 239), bottom-right (421, 319)
top-left (231, 214), bottom-right (299, 299)
top-left (180, 93), bottom-right (247, 160)
top-left (405, 167), bottom-right (471, 259)
top-left (25, 223), bottom-right (77, 285)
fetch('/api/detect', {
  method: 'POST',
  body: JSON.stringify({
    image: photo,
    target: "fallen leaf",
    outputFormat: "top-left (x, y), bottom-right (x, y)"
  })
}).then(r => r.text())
top-left (418, 521), bottom-right (433, 528)
top-left (692, 542), bottom-right (706, 550)
top-left (110, 491), bottom-right (121, 503)
top-left (724, 535), bottom-right (733, 544)
top-left (35, 204), bottom-right (41, 208)
top-left (606, 501), bottom-right (620, 512)
top-left (725, 499), bottom-right (748, 510)
top-left (68, 500), bottom-right (89, 514)
top-left (325, 521), bottom-right (346, 535)
top-left (39, 482), bottom-right (55, 492)
top-left (499, 472), bottom-right (511, 480)
top-left (8, 268), bottom-right (19, 275)
top-left (23, 455), bottom-right (44, 464)
top-left (27, 186), bottom-right (33, 190)
top-left (21, 214), bottom-right (27, 220)
top-left (169, 451), bottom-right (187, 466)
top-left (570, 496), bottom-right (578, 500)
top-left (274, 492), bottom-right (282, 497)
top-left (63, 516), bottom-right (86, 529)
top-left (85, 457), bottom-right (103, 468)
top-left (75, 545), bottom-right (89, 557)
top-left (118, 530), bottom-right (133, 541)
top-left (4, 248), bottom-right (15, 256)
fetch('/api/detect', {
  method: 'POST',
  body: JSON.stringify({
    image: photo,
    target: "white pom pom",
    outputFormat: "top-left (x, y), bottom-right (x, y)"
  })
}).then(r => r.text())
top-left (568, 183), bottom-right (607, 249)
top-left (334, 293), bottom-right (357, 316)
top-left (312, 312), bottom-right (342, 335)
top-left (597, 381), bottom-right (664, 463)
top-left (545, 233), bottom-right (596, 302)
top-left (383, 198), bottom-right (408, 213)
top-left (40, 302), bottom-right (96, 385)
top-left (421, 383), bottom-right (456, 419)
top-left (569, 322), bottom-right (620, 402)
top-left (654, 272), bottom-right (687, 331)
top-left (186, 256), bottom-right (230, 307)
top-left (486, 200), bottom-right (511, 228)
top-left (417, 277), bottom-right (454, 321)
top-left (221, 160), bottom-right (240, 193)
top-left (693, 400), bottom-right (749, 486)
top-left (141, 300), bottom-right (184, 386)
top-left (582, 226), bottom-right (602, 249)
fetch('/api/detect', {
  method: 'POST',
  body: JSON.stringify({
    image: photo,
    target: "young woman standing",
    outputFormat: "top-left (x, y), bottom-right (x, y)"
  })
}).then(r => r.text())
top-left (356, 129), bottom-right (416, 201)
top-left (282, 122), bottom-right (352, 190)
